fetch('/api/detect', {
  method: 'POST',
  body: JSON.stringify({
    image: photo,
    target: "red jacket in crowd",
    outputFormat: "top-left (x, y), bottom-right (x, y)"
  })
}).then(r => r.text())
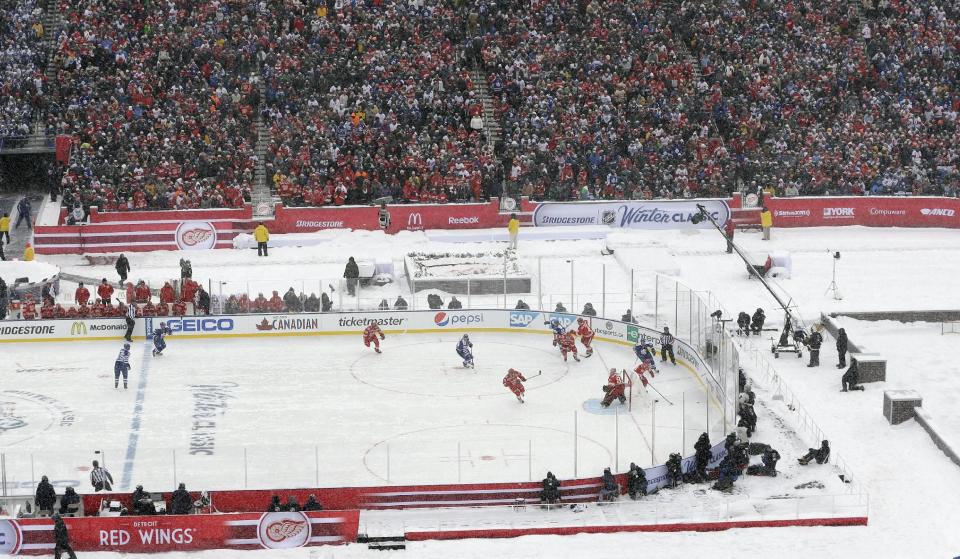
top-left (160, 282), bottom-right (175, 304)
top-left (75, 286), bottom-right (90, 305)
top-left (98, 282), bottom-right (114, 302)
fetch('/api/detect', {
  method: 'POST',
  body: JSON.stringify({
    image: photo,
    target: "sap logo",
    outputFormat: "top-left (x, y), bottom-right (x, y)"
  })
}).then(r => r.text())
top-left (509, 311), bottom-right (539, 327)
top-left (167, 318), bottom-right (234, 333)
top-left (921, 208), bottom-right (955, 217)
top-left (434, 313), bottom-right (483, 327)
top-left (448, 216), bottom-right (480, 225)
top-left (823, 207), bottom-right (855, 218)
top-left (547, 313), bottom-right (576, 328)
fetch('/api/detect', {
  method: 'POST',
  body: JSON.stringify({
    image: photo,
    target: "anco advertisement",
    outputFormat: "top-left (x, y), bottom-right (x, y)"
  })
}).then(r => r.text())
top-left (767, 196), bottom-right (960, 228)
top-left (533, 200), bottom-right (730, 229)
top-left (9, 511), bottom-right (358, 555)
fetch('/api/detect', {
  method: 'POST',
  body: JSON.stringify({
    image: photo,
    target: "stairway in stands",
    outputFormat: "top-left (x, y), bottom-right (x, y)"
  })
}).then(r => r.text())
top-left (251, 72), bottom-right (275, 218)
top-left (20, 0), bottom-right (63, 152)
top-left (470, 69), bottom-right (501, 150)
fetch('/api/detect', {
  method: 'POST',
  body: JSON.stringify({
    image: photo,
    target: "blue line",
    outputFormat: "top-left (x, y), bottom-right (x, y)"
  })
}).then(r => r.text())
top-left (120, 341), bottom-right (152, 490)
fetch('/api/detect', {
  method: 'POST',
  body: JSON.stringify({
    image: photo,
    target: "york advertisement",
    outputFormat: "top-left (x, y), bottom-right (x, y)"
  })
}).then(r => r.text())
top-left (533, 200), bottom-right (730, 229)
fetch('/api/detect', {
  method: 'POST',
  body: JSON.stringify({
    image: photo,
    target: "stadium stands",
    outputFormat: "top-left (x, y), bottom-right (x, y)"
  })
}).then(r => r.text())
top-left (22, 0), bottom-right (958, 212)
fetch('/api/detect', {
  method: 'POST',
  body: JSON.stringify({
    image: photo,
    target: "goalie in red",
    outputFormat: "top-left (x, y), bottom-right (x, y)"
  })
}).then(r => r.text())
top-left (363, 322), bottom-right (386, 353)
top-left (601, 368), bottom-right (627, 407)
top-left (503, 368), bottom-right (528, 403)
top-left (559, 331), bottom-right (580, 362)
top-left (576, 317), bottom-right (594, 357)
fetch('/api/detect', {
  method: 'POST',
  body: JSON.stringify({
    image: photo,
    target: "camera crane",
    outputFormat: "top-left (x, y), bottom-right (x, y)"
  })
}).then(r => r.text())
top-left (692, 204), bottom-right (806, 358)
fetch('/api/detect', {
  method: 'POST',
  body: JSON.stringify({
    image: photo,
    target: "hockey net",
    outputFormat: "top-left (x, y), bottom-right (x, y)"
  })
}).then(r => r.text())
top-left (622, 367), bottom-right (639, 412)
top-left (943, 321), bottom-right (960, 335)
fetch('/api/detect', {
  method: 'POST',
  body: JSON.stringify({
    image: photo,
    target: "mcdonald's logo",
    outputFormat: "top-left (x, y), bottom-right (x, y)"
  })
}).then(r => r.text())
top-left (70, 321), bottom-right (88, 336)
top-left (407, 213), bottom-right (423, 227)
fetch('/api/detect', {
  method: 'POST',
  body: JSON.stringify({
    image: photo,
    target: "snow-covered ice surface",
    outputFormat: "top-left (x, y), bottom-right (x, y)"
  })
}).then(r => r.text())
top-left (9, 224), bottom-right (960, 558)
top-left (0, 332), bottom-right (718, 492)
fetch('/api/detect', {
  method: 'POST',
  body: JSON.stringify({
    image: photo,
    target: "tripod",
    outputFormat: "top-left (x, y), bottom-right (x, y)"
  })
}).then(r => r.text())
top-left (825, 255), bottom-right (842, 300)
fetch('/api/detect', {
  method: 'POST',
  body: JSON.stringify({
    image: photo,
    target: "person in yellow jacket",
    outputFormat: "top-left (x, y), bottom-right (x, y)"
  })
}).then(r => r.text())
top-left (507, 213), bottom-right (520, 250)
top-left (24, 242), bottom-right (35, 261)
top-left (760, 207), bottom-right (773, 241)
top-left (0, 212), bottom-right (9, 244)
top-left (253, 222), bottom-right (270, 257)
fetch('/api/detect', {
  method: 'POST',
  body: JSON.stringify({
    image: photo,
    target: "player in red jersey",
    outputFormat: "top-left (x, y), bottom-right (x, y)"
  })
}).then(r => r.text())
top-left (503, 368), bottom-right (528, 403)
top-left (576, 318), bottom-right (594, 357)
top-left (601, 368), bottom-right (627, 407)
top-left (634, 361), bottom-right (656, 389)
top-left (363, 322), bottom-right (385, 353)
top-left (559, 331), bottom-right (580, 362)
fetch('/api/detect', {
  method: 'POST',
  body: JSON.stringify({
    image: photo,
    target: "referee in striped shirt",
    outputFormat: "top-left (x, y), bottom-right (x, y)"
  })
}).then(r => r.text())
top-left (124, 302), bottom-right (137, 342)
top-left (90, 460), bottom-right (113, 492)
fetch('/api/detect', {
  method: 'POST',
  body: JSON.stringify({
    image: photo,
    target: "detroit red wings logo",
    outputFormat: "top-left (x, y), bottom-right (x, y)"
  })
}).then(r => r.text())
top-left (265, 519), bottom-right (306, 542)
top-left (180, 228), bottom-right (214, 246)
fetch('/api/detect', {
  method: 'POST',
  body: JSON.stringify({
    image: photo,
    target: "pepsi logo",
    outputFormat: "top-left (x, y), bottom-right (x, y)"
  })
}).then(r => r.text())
top-left (434, 312), bottom-right (449, 326)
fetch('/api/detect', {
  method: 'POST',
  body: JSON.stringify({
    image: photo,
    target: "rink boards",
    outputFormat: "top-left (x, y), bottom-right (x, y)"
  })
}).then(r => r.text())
top-left (0, 309), bottom-right (731, 417)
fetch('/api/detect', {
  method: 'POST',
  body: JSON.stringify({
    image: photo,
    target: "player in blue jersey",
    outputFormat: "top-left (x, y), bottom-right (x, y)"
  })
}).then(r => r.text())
top-left (456, 334), bottom-right (474, 368)
top-left (634, 339), bottom-right (659, 372)
top-left (115, 343), bottom-right (131, 389)
top-left (152, 322), bottom-right (172, 356)
top-left (546, 318), bottom-right (565, 347)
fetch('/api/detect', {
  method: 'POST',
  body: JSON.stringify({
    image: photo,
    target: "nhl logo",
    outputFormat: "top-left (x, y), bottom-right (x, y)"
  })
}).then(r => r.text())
top-left (600, 210), bottom-right (616, 225)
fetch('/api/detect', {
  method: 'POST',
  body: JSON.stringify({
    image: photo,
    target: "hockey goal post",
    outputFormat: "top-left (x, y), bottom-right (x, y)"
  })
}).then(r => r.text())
top-left (942, 321), bottom-right (960, 335)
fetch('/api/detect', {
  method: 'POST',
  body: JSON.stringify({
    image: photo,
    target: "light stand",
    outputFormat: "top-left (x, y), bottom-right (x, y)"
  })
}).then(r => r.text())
top-left (825, 252), bottom-right (842, 300)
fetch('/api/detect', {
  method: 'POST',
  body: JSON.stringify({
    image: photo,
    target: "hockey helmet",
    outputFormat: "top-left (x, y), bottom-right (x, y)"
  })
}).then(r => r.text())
top-left (124, 343), bottom-right (130, 349)
top-left (160, 322), bottom-right (166, 328)
top-left (577, 317), bottom-right (585, 324)
top-left (462, 334), bottom-right (469, 340)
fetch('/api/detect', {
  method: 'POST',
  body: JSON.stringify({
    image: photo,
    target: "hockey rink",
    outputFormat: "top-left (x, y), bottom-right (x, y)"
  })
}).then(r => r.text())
top-left (0, 330), bottom-right (719, 493)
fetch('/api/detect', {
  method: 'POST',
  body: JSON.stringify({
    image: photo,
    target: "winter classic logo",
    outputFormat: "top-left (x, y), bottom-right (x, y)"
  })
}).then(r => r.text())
top-left (920, 208), bottom-right (956, 217)
top-left (822, 207), bottom-right (855, 219)
top-left (258, 512), bottom-right (310, 549)
top-left (533, 200), bottom-right (730, 229)
top-left (0, 519), bottom-right (23, 555)
top-left (175, 221), bottom-right (217, 250)
top-left (509, 311), bottom-right (539, 327)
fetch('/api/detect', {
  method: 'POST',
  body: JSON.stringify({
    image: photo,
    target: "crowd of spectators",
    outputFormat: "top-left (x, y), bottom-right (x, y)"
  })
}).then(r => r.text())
top-left (259, 0), bottom-right (497, 208)
top-left (46, 0), bottom-right (261, 211)
top-left (481, 0), bottom-right (729, 201)
top-left (29, 0), bottom-right (959, 214)
top-left (0, 0), bottom-right (46, 144)
top-left (675, 0), bottom-right (959, 197)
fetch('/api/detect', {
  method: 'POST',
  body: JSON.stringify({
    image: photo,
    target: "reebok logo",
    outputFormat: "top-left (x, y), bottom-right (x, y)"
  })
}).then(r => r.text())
top-left (920, 208), bottom-right (955, 217)
top-left (823, 207), bottom-right (855, 218)
top-left (448, 216), bottom-right (480, 225)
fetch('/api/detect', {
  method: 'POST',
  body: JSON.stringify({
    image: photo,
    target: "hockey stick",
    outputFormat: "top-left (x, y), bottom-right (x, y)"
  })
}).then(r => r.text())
top-left (646, 379), bottom-right (674, 405)
top-left (528, 370), bottom-right (542, 380)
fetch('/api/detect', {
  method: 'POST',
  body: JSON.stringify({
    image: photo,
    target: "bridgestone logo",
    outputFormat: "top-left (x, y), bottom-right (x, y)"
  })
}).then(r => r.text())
top-left (448, 216), bottom-right (480, 225)
top-left (541, 216), bottom-right (596, 224)
top-left (295, 220), bottom-right (344, 228)
top-left (0, 325), bottom-right (55, 335)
